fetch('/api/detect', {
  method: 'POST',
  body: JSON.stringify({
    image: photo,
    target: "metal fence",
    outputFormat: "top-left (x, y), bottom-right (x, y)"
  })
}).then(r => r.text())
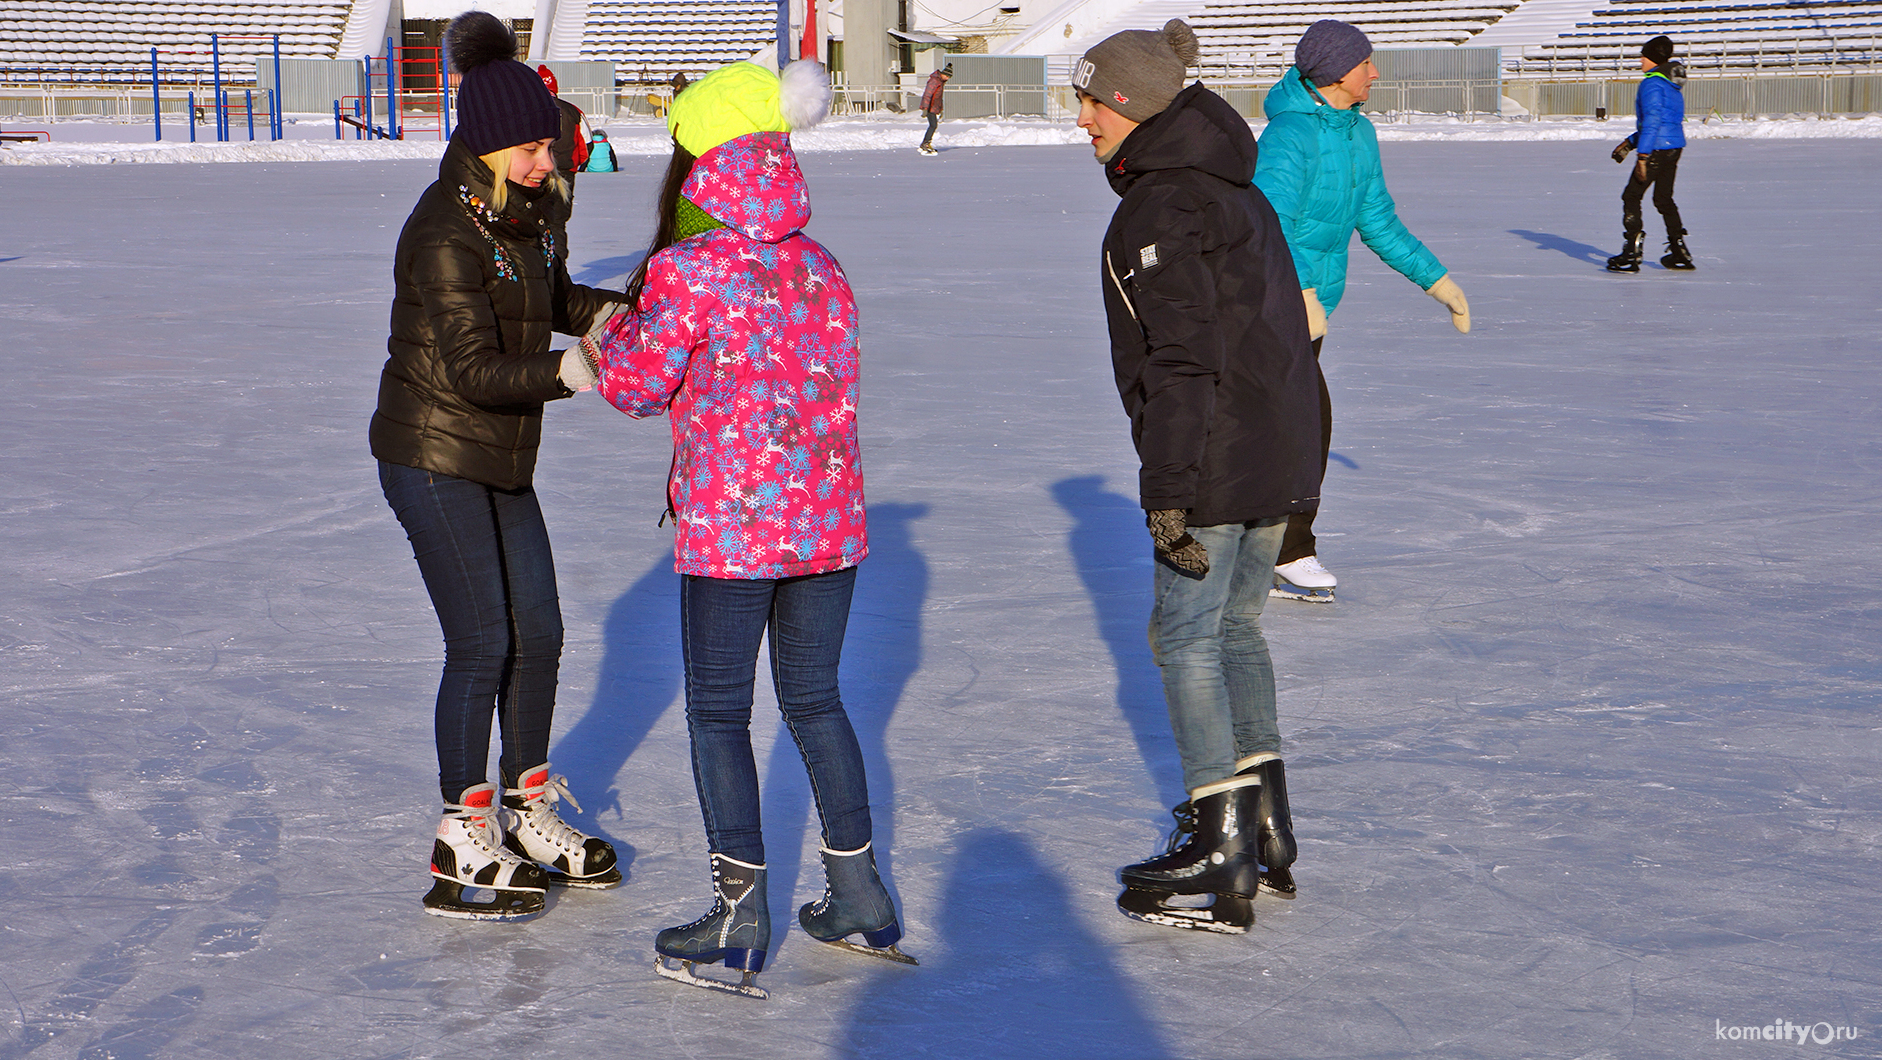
top-left (1504, 73), bottom-right (1882, 117)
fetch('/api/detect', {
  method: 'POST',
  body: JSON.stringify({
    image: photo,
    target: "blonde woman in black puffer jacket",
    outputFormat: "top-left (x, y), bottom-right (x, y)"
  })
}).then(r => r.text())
top-left (370, 11), bottom-right (623, 923)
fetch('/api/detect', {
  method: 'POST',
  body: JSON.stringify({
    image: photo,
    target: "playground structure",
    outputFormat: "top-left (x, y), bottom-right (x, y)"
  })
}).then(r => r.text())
top-left (333, 39), bottom-right (448, 141)
top-left (149, 35), bottom-right (284, 143)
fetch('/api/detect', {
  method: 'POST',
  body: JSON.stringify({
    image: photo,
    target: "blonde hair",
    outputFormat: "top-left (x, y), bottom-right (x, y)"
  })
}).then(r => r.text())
top-left (477, 145), bottom-right (569, 214)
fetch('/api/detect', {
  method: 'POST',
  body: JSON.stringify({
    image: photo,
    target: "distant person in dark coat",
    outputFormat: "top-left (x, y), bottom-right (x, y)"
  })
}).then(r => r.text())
top-left (1606, 35), bottom-right (1692, 271)
top-left (537, 64), bottom-right (590, 186)
top-left (918, 63), bottom-right (951, 154)
top-left (1076, 19), bottom-right (1320, 934)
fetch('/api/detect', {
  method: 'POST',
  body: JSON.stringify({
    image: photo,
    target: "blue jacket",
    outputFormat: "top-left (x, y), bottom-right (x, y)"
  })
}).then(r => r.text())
top-left (1253, 66), bottom-right (1446, 315)
top-left (1630, 66), bottom-right (1686, 154)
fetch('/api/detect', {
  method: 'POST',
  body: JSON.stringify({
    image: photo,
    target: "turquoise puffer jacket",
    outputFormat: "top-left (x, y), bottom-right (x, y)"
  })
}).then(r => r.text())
top-left (1253, 66), bottom-right (1446, 314)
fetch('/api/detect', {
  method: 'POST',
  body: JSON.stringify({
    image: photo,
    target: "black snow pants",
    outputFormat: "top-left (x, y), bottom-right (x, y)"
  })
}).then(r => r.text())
top-left (1277, 337), bottom-right (1330, 567)
top-left (1622, 147), bottom-right (1684, 240)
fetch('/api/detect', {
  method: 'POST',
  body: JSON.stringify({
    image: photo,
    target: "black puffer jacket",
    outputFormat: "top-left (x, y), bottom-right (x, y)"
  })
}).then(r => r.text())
top-left (370, 134), bottom-right (619, 490)
top-left (1100, 83), bottom-right (1322, 526)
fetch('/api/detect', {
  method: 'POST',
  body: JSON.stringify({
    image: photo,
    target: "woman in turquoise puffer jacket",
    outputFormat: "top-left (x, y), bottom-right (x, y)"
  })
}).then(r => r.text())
top-left (1253, 20), bottom-right (1469, 602)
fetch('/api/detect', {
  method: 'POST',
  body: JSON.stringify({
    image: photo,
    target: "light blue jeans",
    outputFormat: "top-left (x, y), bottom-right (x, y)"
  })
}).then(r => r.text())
top-left (1148, 518), bottom-right (1286, 794)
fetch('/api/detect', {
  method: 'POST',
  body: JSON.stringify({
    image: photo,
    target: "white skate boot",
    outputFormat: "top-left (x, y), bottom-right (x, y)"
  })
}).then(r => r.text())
top-left (424, 782), bottom-right (548, 921)
top-left (501, 764), bottom-right (621, 888)
top-left (1271, 556), bottom-right (1336, 603)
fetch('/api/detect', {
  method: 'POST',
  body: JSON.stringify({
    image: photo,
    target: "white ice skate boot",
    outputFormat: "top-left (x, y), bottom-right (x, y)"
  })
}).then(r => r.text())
top-left (424, 782), bottom-right (548, 921)
top-left (501, 764), bottom-right (621, 889)
top-left (1271, 556), bottom-right (1336, 603)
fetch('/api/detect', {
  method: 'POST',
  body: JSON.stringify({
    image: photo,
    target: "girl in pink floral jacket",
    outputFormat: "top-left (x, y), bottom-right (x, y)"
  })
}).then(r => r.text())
top-left (582, 60), bottom-right (910, 998)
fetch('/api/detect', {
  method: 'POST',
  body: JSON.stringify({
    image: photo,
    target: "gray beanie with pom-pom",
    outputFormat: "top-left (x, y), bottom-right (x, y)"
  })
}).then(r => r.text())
top-left (1072, 19), bottom-right (1200, 123)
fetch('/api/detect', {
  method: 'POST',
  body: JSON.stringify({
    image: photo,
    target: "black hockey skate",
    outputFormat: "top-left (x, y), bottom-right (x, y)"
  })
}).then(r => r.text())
top-left (654, 854), bottom-right (770, 999)
top-left (1606, 232), bottom-right (1644, 273)
top-left (502, 763), bottom-right (621, 889)
top-left (800, 843), bottom-right (917, 965)
top-left (1660, 234), bottom-right (1695, 270)
top-left (1117, 778), bottom-right (1262, 934)
top-left (423, 783), bottom-right (549, 922)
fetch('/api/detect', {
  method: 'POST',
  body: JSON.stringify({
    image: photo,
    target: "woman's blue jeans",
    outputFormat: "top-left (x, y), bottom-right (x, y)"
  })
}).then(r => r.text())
top-left (1148, 518), bottom-right (1286, 795)
top-left (379, 461), bottom-right (563, 804)
top-left (680, 566), bottom-right (871, 865)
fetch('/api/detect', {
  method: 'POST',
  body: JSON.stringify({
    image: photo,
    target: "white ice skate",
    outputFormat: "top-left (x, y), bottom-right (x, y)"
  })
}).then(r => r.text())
top-left (502, 764), bottom-right (621, 888)
top-left (424, 783), bottom-right (548, 921)
top-left (1271, 556), bottom-right (1336, 603)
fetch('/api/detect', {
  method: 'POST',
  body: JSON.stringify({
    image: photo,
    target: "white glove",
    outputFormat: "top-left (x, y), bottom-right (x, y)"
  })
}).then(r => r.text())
top-left (1425, 273), bottom-right (1470, 334)
top-left (1302, 287), bottom-right (1328, 341)
top-left (558, 346), bottom-right (598, 392)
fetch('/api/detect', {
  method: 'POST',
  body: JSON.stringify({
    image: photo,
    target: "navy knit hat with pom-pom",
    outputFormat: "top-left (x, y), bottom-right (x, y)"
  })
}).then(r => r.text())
top-left (447, 12), bottom-right (560, 157)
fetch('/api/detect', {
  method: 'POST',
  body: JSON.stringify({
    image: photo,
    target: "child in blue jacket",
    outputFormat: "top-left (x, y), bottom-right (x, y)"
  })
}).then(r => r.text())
top-left (1607, 35), bottom-right (1693, 271)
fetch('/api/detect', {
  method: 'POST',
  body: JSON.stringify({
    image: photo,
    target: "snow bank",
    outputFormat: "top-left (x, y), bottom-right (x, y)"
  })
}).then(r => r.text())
top-left (5, 112), bottom-right (1879, 165)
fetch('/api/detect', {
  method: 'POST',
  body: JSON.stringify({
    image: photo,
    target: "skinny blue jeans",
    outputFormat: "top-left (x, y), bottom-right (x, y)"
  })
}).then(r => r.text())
top-left (379, 461), bottom-right (562, 804)
top-left (680, 567), bottom-right (872, 865)
top-left (1148, 518), bottom-right (1286, 794)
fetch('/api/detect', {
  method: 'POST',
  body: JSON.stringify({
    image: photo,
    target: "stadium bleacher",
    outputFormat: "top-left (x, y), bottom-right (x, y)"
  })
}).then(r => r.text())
top-left (571, 0), bottom-right (775, 78)
top-left (0, 0), bottom-right (352, 81)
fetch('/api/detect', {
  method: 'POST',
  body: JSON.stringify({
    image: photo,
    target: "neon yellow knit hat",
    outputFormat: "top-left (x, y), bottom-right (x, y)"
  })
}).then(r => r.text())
top-left (667, 60), bottom-right (832, 158)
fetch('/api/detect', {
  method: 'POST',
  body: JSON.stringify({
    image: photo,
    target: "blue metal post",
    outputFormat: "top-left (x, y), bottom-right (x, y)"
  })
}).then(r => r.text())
top-left (272, 35), bottom-right (283, 138)
top-left (151, 47), bottom-right (161, 141)
top-left (333, 99), bottom-right (342, 139)
top-left (211, 33), bottom-right (225, 141)
top-left (188, 91), bottom-right (197, 142)
top-left (355, 98), bottom-right (364, 139)
top-left (777, 0), bottom-right (790, 68)
top-left (246, 89), bottom-right (255, 140)
top-left (385, 36), bottom-right (398, 139)
top-left (363, 63), bottom-right (374, 139)
top-left (443, 58), bottom-right (452, 139)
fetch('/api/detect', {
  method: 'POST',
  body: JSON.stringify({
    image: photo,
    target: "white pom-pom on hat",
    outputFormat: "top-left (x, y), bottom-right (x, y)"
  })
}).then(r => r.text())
top-left (780, 60), bottom-right (833, 131)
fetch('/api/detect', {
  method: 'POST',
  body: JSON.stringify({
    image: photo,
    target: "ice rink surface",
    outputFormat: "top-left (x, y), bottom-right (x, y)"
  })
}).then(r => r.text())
top-left (1, 137), bottom-right (1878, 1059)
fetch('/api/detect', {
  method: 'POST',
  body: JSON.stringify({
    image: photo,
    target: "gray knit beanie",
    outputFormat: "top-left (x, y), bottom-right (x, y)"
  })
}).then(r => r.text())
top-left (1072, 19), bottom-right (1200, 123)
top-left (1295, 20), bottom-right (1373, 88)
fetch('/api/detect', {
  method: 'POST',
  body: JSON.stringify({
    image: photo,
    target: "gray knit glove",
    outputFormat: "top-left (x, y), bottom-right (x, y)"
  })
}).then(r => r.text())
top-left (1147, 509), bottom-right (1209, 576)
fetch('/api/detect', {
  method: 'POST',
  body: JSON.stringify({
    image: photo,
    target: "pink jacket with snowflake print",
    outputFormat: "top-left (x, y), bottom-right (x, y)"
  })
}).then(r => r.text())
top-left (592, 132), bottom-right (867, 580)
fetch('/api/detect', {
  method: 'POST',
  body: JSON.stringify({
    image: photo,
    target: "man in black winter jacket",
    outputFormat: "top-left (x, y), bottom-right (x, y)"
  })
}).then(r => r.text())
top-left (1078, 20), bottom-right (1322, 932)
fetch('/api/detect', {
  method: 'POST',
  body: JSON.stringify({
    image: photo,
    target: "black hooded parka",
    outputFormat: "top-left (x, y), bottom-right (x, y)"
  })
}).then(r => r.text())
top-left (1099, 83), bottom-right (1323, 527)
top-left (370, 133), bottom-right (620, 491)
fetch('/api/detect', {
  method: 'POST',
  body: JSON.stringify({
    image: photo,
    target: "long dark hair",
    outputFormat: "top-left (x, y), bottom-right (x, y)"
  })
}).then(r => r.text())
top-left (623, 141), bottom-right (697, 310)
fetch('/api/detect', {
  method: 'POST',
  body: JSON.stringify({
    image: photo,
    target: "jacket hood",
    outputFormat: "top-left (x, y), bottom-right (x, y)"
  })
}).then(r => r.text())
top-left (1263, 66), bottom-right (1361, 127)
top-left (1104, 83), bottom-right (1258, 196)
top-left (1649, 60), bottom-right (1688, 87)
top-left (682, 131), bottom-right (810, 244)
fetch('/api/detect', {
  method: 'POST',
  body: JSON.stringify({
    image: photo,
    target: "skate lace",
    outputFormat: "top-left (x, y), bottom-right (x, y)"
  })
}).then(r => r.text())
top-left (444, 803), bottom-right (516, 859)
top-left (521, 773), bottom-right (587, 853)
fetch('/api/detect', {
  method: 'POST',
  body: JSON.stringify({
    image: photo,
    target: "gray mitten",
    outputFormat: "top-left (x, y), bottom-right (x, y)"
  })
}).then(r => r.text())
top-left (1147, 509), bottom-right (1209, 576)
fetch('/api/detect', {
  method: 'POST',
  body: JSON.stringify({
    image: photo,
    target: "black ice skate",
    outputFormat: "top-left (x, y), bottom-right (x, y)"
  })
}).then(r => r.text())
top-left (1660, 234), bottom-right (1695, 270)
top-left (1606, 232), bottom-right (1644, 273)
top-left (799, 842), bottom-right (917, 965)
top-left (654, 854), bottom-right (770, 999)
top-left (1117, 777), bottom-right (1263, 934)
top-left (1238, 754), bottom-right (1298, 898)
top-left (423, 783), bottom-right (549, 922)
top-left (502, 763), bottom-right (621, 888)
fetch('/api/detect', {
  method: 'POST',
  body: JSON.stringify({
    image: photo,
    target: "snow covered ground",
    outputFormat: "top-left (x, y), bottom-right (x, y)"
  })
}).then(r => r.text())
top-left (2, 135), bottom-right (1879, 1059)
top-left (6, 109), bottom-right (1882, 166)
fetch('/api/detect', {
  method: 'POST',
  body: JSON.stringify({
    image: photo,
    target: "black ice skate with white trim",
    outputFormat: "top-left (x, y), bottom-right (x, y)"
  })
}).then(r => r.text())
top-left (423, 783), bottom-right (549, 921)
top-left (799, 843), bottom-right (918, 965)
top-left (1237, 753), bottom-right (1298, 898)
top-left (502, 763), bottom-right (621, 889)
top-left (1117, 777), bottom-right (1263, 934)
top-left (654, 854), bottom-right (771, 999)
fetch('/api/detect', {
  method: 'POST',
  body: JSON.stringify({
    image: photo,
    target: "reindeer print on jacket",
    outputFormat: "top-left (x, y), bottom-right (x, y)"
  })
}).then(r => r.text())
top-left (591, 132), bottom-right (867, 579)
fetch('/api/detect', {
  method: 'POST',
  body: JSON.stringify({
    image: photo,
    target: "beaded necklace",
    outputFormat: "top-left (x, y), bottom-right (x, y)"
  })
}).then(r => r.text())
top-left (458, 185), bottom-right (557, 282)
